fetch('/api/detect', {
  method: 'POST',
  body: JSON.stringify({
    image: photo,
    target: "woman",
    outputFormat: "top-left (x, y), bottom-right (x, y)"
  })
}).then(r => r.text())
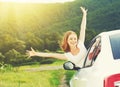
top-left (26, 7), bottom-right (88, 67)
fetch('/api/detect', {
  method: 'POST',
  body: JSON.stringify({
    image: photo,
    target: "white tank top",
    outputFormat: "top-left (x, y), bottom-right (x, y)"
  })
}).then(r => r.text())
top-left (64, 40), bottom-right (87, 67)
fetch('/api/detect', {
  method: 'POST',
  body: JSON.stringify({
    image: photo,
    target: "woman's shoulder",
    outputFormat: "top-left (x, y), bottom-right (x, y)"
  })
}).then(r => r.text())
top-left (64, 52), bottom-right (71, 55)
top-left (77, 40), bottom-right (87, 49)
top-left (78, 39), bottom-right (85, 46)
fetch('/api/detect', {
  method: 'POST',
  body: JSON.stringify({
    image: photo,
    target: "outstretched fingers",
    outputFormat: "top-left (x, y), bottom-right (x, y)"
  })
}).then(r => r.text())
top-left (26, 50), bottom-right (31, 58)
top-left (26, 47), bottom-right (35, 58)
top-left (31, 47), bottom-right (35, 52)
top-left (80, 6), bottom-right (88, 13)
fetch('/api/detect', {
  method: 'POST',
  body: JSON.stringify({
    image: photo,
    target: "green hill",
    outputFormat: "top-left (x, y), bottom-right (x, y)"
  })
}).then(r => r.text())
top-left (0, 0), bottom-right (120, 65)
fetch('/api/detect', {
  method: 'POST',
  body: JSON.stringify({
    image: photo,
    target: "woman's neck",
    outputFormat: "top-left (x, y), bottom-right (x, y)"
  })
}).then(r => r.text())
top-left (70, 46), bottom-right (80, 55)
top-left (70, 46), bottom-right (77, 51)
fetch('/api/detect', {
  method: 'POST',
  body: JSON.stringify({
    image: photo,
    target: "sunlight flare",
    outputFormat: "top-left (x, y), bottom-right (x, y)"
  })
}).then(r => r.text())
top-left (0, 0), bottom-right (74, 3)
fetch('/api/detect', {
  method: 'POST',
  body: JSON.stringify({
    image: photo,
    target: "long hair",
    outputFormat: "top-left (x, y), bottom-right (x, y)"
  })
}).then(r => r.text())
top-left (60, 31), bottom-right (77, 52)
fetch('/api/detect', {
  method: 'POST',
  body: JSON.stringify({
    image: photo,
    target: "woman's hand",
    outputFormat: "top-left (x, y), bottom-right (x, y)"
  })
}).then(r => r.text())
top-left (26, 47), bottom-right (36, 58)
top-left (80, 6), bottom-right (88, 15)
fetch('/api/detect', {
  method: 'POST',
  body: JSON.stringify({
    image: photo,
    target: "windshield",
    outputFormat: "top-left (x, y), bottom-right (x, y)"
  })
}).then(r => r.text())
top-left (109, 33), bottom-right (120, 59)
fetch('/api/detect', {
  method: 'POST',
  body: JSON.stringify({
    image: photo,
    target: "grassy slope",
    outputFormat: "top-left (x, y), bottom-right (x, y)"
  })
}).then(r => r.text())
top-left (0, 61), bottom-right (75, 87)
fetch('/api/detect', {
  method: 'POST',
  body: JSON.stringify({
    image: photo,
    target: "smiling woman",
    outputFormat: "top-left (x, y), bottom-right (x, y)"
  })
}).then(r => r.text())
top-left (0, 0), bottom-right (74, 3)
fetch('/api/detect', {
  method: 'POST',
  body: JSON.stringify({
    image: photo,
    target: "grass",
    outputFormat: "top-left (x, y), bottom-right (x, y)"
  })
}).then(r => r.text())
top-left (0, 70), bottom-right (66, 87)
top-left (0, 60), bottom-right (75, 87)
top-left (65, 70), bottom-right (75, 85)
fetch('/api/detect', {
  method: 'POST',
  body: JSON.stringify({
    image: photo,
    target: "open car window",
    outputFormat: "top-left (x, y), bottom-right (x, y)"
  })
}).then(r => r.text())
top-left (83, 37), bottom-right (101, 67)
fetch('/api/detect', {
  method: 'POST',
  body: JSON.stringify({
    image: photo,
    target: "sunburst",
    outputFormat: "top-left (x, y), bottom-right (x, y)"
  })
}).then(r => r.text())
top-left (0, 0), bottom-right (74, 3)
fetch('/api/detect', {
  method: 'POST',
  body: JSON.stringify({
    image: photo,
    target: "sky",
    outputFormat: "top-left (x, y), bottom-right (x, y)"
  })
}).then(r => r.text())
top-left (0, 0), bottom-right (75, 3)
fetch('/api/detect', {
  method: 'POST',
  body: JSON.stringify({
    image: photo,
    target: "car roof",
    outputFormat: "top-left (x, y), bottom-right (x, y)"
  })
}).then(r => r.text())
top-left (99, 29), bottom-right (120, 36)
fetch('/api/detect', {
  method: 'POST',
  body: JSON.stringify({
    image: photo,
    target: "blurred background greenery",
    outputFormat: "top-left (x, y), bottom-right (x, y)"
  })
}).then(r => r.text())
top-left (0, 0), bottom-right (120, 86)
top-left (0, 0), bottom-right (120, 66)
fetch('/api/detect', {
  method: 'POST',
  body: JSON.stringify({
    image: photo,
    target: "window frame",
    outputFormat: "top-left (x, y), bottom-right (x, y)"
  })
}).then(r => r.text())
top-left (83, 36), bottom-right (101, 68)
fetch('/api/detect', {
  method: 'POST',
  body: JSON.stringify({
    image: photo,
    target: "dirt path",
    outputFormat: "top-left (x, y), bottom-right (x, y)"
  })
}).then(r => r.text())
top-left (58, 75), bottom-right (69, 87)
top-left (25, 65), bottom-right (63, 71)
top-left (25, 65), bottom-right (69, 87)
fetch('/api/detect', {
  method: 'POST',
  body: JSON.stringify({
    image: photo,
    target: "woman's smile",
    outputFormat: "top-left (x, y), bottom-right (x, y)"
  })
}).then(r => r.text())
top-left (67, 33), bottom-right (78, 47)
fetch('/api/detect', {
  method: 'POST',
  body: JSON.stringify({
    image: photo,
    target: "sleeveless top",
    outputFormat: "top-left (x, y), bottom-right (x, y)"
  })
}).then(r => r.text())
top-left (64, 40), bottom-right (87, 67)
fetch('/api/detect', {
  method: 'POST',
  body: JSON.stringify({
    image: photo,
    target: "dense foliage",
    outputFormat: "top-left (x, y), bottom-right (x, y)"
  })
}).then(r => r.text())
top-left (0, 0), bottom-right (120, 66)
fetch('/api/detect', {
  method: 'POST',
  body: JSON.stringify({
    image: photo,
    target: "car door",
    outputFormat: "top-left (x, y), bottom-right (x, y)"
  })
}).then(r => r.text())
top-left (70, 37), bottom-right (101, 87)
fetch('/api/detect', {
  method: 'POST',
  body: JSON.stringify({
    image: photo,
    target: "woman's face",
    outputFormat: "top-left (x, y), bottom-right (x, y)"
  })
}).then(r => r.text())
top-left (67, 33), bottom-right (78, 48)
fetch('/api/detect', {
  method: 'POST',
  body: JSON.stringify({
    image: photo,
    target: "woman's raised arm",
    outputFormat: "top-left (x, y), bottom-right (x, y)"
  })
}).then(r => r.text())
top-left (79, 7), bottom-right (88, 43)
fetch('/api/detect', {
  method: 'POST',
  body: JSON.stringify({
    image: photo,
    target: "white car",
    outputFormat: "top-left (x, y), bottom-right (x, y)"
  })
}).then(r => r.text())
top-left (63, 30), bottom-right (120, 87)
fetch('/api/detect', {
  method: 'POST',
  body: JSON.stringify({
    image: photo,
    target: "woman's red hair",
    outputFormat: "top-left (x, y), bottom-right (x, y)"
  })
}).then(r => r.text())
top-left (60, 31), bottom-right (77, 52)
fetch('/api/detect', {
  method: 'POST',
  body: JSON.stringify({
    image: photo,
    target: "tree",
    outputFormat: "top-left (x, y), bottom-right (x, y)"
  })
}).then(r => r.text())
top-left (4, 49), bottom-right (25, 65)
top-left (0, 52), bottom-right (5, 63)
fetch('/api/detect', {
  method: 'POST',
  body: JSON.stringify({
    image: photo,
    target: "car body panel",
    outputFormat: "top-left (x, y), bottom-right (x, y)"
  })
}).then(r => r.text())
top-left (69, 30), bottom-right (120, 87)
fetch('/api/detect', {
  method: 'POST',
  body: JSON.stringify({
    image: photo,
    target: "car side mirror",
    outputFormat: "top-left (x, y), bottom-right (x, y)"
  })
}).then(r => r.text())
top-left (63, 61), bottom-right (81, 70)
